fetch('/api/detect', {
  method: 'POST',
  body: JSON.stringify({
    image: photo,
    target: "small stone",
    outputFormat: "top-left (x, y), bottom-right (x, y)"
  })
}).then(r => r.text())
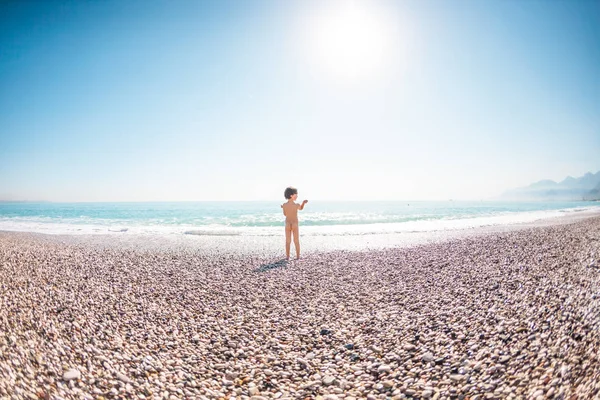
top-left (345, 344), bottom-right (355, 350)
top-left (320, 329), bottom-right (332, 335)
top-left (297, 358), bottom-right (308, 366)
top-left (422, 352), bottom-right (435, 362)
top-left (404, 344), bottom-right (416, 351)
top-left (422, 390), bottom-right (433, 398)
top-left (378, 365), bottom-right (391, 373)
top-left (63, 369), bottom-right (80, 381)
top-left (116, 373), bottom-right (131, 383)
top-left (303, 381), bottom-right (321, 389)
top-left (382, 380), bottom-right (394, 388)
top-left (225, 372), bottom-right (238, 380)
top-left (322, 375), bottom-right (336, 386)
top-left (532, 389), bottom-right (544, 398)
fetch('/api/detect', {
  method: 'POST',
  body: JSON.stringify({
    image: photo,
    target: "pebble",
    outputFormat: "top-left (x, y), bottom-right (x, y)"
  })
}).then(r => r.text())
top-left (532, 389), bottom-right (545, 397)
top-left (323, 375), bottom-right (336, 386)
top-left (297, 358), bottom-right (308, 366)
top-left (63, 369), bottom-right (80, 381)
top-left (1, 218), bottom-right (600, 399)
top-left (377, 365), bottom-right (391, 373)
top-left (116, 372), bottom-right (131, 383)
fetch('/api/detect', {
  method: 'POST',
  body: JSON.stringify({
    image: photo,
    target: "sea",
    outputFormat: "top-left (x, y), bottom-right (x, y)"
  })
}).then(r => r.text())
top-left (0, 201), bottom-right (598, 237)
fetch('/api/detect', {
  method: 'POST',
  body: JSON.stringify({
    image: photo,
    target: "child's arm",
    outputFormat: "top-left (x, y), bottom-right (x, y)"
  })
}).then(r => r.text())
top-left (299, 200), bottom-right (308, 210)
top-left (281, 204), bottom-right (286, 216)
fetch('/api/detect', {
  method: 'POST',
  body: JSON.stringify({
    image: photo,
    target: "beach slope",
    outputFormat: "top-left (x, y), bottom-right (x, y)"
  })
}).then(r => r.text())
top-left (1, 218), bottom-right (599, 399)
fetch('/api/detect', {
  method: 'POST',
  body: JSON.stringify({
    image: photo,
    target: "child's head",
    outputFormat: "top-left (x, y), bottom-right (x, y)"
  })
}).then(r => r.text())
top-left (284, 186), bottom-right (298, 200)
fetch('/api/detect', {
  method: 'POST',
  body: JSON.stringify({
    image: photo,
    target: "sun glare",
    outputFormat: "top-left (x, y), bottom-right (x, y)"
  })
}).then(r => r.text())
top-left (301, 1), bottom-right (400, 83)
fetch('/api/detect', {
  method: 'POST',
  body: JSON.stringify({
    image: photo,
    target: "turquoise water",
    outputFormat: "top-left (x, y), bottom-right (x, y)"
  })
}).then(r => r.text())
top-left (0, 201), bottom-right (598, 236)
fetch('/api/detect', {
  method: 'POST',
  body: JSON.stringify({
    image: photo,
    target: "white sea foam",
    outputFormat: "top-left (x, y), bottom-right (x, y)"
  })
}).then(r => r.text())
top-left (1, 205), bottom-right (598, 237)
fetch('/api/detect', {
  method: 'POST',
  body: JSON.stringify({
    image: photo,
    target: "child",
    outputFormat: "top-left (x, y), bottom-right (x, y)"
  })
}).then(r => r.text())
top-left (281, 186), bottom-right (308, 260)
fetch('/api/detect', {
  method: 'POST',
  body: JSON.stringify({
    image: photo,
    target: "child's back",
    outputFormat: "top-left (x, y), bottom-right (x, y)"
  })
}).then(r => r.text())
top-left (282, 200), bottom-right (300, 225)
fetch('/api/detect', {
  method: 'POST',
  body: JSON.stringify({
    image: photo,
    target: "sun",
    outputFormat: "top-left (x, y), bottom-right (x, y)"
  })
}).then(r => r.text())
top-left (301, 1), bottom-right (400, 83)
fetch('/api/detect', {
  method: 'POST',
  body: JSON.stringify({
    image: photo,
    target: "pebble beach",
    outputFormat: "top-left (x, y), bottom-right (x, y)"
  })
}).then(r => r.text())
top-left (1, 217), bottom-right (600, 400)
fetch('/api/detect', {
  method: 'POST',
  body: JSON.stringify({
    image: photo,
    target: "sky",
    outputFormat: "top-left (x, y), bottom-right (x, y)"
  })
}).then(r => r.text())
top-left (0, 0), bottom-right (598, 202)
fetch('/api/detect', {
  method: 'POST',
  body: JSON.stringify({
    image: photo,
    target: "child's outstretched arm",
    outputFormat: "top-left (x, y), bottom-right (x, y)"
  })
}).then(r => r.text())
top-left (299, 200), bottom-right (308, 210)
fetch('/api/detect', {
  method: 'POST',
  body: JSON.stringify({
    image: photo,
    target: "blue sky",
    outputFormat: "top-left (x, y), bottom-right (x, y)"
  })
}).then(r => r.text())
top-left (1, 0), bottom-right (598, 201)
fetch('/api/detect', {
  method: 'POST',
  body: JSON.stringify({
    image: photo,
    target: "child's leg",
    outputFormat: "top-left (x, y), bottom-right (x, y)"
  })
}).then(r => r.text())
top-left (285, 224), bottom-right (292, 259)
top-left (292, 224), bottom-right (300, 259)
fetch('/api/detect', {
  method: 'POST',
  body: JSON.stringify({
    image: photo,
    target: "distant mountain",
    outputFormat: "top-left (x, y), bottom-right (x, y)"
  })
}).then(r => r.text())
top-left (588, 181), bottom-right (600, 200)
top-left (501, 171), bottom-right (600, 201)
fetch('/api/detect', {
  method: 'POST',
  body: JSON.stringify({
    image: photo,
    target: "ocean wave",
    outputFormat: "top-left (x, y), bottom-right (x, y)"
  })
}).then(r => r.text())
top-left (1, 202), bottom-right (599, 236)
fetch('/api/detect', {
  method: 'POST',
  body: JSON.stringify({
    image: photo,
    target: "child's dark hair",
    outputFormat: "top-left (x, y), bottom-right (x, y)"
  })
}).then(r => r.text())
top-left (284, 186), bottom-right (297, 199)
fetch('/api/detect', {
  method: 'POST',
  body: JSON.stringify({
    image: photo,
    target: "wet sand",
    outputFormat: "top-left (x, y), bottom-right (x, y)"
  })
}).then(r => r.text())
top-left (1, 215), bottom-right (599, 399)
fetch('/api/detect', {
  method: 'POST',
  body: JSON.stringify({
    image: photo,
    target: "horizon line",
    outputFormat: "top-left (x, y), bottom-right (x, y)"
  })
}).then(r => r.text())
top-left (0, 198), bottom-right (587, 204)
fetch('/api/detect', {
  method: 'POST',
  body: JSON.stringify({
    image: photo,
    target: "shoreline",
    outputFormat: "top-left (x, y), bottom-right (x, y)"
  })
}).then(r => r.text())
top-left (2, 206), bottom-right (599, 256)
top-left (1, 215), bottom-right (600, 398)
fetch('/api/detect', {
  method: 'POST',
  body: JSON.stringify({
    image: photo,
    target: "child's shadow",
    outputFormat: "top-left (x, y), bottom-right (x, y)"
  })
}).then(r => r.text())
top-left (256, 258), bottom-right (289, 273)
